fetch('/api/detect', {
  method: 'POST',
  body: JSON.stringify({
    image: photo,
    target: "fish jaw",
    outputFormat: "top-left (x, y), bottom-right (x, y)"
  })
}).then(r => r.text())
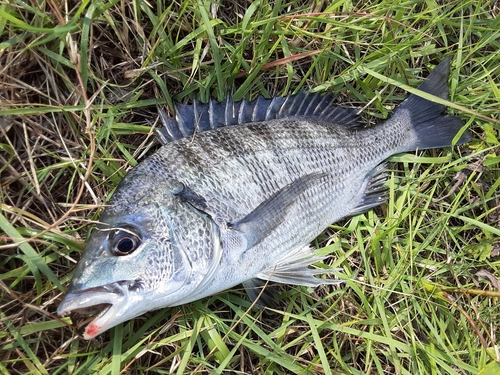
top-left (57, 281), bottom-right (141, 340)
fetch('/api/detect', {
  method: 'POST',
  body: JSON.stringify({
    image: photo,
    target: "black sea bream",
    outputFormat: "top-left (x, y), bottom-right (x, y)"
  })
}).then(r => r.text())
top-left (58, 57), bottom-right (470, 339)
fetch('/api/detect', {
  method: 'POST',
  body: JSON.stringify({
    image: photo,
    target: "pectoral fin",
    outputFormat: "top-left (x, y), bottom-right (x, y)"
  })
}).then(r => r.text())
top-left (229, 173), bottom-right (328, 250)
top-left (172, 182), bottom-right (209, 212)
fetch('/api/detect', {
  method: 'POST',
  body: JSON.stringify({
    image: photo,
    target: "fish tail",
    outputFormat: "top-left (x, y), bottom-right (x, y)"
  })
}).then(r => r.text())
top-left (392, 56), bottom-right (471, 151)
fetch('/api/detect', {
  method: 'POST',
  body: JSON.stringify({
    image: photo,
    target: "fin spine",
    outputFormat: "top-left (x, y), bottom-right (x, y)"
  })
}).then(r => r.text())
top-left (157, 91), bottom-right (360, 143)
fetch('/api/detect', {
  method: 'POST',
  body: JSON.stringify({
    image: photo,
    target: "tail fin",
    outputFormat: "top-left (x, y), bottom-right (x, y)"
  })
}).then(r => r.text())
top-left (394, 56), bottom-right (471, 151)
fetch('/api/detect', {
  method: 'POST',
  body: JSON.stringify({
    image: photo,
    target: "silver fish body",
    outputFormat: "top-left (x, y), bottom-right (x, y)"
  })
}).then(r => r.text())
top-left (57, 57), bottom-right (470, 339)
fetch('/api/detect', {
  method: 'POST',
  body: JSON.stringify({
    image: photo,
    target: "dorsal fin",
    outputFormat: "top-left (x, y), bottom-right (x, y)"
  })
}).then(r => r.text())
top-left (156, 91), bottom-right (361, 144)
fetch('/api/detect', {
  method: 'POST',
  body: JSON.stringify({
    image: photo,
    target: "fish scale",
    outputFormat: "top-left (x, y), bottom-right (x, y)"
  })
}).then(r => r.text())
top-left (166, 122), bottom-right (373, 216)
top-left (57, 57), bottom-right (471, 339)
top-left (146, 122), bottom-right (391, 294)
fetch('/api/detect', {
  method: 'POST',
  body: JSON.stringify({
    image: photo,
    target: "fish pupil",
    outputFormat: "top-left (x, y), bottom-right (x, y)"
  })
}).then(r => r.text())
top-left (117, 237), bottom-right (135, 253)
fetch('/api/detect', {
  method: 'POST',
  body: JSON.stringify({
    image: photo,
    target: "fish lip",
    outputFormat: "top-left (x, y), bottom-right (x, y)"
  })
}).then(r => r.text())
top-left (57, 281), bottom-right (131, 340)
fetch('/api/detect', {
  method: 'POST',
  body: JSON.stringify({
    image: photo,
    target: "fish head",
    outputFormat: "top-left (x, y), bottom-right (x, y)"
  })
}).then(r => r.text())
top-left (57, 170), bottom-right (220, 339)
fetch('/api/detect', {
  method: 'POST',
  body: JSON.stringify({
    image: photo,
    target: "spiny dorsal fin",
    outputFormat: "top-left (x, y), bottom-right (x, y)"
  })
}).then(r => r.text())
top-left (156, 91), bottom-right (361, 144)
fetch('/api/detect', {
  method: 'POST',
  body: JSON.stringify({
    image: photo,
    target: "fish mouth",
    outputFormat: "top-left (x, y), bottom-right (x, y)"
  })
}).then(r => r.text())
top-left (57, 281), bottom-right (130, 340)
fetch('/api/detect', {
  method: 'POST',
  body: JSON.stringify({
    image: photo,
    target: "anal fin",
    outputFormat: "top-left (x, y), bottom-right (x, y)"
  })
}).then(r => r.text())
top-left (348, 162), bottom-right (389, 217)
top-left (257, 245), bottom-right (341, 287)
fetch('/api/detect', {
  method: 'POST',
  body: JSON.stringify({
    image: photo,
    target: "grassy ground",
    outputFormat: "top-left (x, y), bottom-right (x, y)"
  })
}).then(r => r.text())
top-left (1, 0), bottom-right (499, 374)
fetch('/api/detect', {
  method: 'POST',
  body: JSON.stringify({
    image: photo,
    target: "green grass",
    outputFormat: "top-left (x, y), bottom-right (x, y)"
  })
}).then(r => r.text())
top-left (1, 0), bottom-right (499, 374)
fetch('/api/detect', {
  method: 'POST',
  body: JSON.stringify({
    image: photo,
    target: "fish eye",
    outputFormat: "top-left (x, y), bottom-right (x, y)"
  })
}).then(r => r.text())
top-left (110, 226), bottom-right (141, 256)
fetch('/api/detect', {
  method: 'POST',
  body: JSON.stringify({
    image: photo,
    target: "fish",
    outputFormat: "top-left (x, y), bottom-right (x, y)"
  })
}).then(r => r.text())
top-left (57, 57), bottom-right (471, 339)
